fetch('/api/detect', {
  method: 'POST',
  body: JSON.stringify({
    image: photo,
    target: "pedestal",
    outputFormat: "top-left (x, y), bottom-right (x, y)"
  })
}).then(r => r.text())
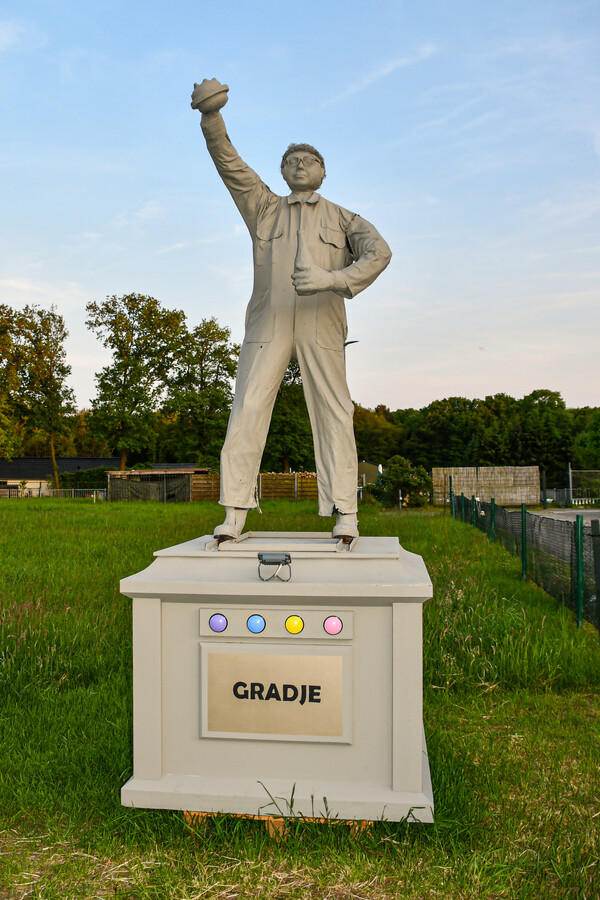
top-left (120, 532), bottom-right (434, 822)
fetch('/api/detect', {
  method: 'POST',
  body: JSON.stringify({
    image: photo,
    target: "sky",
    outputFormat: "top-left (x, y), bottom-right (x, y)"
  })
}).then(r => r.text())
top-left (1, 0), bottom-right (599, 412)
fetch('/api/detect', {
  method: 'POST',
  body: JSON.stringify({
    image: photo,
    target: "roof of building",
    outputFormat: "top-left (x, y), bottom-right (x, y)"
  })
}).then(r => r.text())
top-left (110, 468), bottom-right (211, 477)
top-left (0, 457), bottom-right (122, 480)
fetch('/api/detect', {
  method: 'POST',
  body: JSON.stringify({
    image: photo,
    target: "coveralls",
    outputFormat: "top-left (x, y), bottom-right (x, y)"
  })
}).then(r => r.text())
top-left (201, 112), bottom-right (392, 517)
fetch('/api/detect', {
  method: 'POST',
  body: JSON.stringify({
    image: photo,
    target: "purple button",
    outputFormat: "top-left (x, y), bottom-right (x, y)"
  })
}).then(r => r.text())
top-left (323, 616), bottom-right (343, 635)
top-left (209, 613), bottom-right (228, 633)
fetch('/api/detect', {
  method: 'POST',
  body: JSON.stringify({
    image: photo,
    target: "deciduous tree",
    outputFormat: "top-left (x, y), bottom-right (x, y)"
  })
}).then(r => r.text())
top-left (372, 455), bottom-right (432, 507)
top-left (86, 294), bottom-right (186, 469)
top-left (0, 304), bottom-right (24, 460)
top-left (262, 361), bottom-right (316, 473)
top-left (160, 317), bottom-right (239, 467)
top-left (18, 305), bottom-right (76, 487)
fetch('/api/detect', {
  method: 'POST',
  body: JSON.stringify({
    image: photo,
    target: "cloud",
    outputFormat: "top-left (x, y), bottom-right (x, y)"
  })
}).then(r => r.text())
top-left (110, 201), bottom-right (164, 229)
top-left (0, 19), bottom-right (46, 53)
top-left (0, 276), bottom-right (86, 312)
top-left (158, 241), bottom-right (190, 254)
top-left (0, 20), bottom-right (23, 51)
top-left (321, 45), bottom-right (437, 108)
top-left (521, 190), bottom-right (600, 231)
top-left (134, 200), bottom-right (163, 222)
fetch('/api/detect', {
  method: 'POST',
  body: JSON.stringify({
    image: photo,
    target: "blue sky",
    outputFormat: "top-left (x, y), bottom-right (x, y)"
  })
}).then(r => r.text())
top-left (1, 0), bottom-right (599, 411)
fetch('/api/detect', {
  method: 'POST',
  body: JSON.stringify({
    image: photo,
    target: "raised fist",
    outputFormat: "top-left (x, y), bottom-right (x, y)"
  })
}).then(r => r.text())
top-left (191, 79), bottom-right (229, 114)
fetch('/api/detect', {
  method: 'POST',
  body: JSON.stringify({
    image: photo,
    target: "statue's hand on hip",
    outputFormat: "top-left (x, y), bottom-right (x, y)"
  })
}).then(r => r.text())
top-left (292, 263), bottom-right (335, 295)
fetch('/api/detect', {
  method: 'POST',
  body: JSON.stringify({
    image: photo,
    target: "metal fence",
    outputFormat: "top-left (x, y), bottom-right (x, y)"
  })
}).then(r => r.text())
top-left (0, 487), bottom-right (105, 499)
top-left (452, 493), bottom-right (600, 633)
top-left (109, 472), bottom-right (190, 502)
top-left (48, 489), bottom-right (107, 501)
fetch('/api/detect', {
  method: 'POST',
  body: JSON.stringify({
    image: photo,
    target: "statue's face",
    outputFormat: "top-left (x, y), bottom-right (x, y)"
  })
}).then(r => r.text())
top-left (282, 152), bottom-right (325, 193)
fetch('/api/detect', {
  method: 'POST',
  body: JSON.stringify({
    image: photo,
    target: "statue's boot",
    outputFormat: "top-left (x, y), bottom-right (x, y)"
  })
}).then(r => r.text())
top-left (332, 512), bottom-right (359, 542)
top-left (214, 507), bottom-right (248, 542)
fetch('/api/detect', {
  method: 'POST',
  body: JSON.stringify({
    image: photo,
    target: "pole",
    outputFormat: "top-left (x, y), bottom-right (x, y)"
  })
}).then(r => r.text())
top-left (591, 520), bottom-right (600, 636)
top-left (461, 493), bottom-right (465, 522)
top-left (521, 503), bottom-right (527, 581)
top-left (541, 471), bottom-right (547, 510)
top-left (575, 514), bottom-right (584, 628)
top-left (490, 497), bottom-right (495, 544)
top-left (449, 475), bottom-right (455, 519)
top-left (568, 462), bottom-right (573, 506)
top-left (472, 495), bottom-right (477, 528)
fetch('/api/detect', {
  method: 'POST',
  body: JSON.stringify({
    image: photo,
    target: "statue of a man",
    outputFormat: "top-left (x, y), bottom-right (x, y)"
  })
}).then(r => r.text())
top-left (191, 79), bottom-right (392, 541)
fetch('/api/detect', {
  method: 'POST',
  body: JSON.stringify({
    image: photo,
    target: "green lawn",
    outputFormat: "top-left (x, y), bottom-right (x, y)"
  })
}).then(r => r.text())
top-left (1, 500), bottom-right (599, 899)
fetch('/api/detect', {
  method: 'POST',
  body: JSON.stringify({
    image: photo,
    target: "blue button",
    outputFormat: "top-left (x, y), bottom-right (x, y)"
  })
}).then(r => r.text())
top-left (209, 613), bottom-right (228, 633)
top-left (247, 614), bottom-right (266, 634)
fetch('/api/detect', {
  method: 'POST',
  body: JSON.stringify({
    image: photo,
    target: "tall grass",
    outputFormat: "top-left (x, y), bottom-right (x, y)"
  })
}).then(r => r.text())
top-left (1, 499), bottom-right (599, 899)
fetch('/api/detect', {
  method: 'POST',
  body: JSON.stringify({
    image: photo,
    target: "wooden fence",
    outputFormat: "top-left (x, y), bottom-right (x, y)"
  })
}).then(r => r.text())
top-left (191, 473), bottom-right (319, 503)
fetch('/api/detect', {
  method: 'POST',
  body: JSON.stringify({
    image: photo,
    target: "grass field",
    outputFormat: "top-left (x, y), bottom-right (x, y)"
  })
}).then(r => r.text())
top-left (1, 499), bottom-right (599, 899)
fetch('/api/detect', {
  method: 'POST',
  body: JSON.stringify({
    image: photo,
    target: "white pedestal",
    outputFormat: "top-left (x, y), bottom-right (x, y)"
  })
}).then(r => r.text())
top-left (120, 532), bottom-right (434, 822)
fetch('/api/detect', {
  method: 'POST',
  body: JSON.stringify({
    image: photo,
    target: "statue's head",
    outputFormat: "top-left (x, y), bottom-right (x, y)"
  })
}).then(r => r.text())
top-left (281, 143), bottom-right (326, 192)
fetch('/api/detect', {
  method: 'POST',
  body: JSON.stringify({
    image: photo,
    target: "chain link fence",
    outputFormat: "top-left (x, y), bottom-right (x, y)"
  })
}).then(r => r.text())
top-left (452, 493), bottom-right (600, 633)
top-left (47, 489), bottom-right (107, 500)
top-left (109, 472), bottom-right (190, 502)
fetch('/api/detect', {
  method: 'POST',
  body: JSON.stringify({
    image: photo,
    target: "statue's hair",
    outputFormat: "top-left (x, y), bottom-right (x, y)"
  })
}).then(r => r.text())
top-left (281, 143), bottom-right (326, 178)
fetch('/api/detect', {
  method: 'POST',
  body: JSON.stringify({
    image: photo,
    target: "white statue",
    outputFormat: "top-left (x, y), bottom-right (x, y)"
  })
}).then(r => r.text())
top-left (191, 79), bottom-right (392, 541)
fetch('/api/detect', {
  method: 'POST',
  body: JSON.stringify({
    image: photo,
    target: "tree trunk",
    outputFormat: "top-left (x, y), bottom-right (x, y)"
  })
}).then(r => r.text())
top-left (49, 433), bottom-right (59, 490)
top-left (120, 448), bottom-right (127, 470)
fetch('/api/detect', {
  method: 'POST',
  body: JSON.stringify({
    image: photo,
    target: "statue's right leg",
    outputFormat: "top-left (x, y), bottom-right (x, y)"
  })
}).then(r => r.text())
top-left (218, 338), bottom-right (292, 513)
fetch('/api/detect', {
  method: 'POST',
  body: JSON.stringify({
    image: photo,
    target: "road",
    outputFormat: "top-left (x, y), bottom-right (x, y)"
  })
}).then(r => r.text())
top-left (533, 508), bottom-right (600, 524)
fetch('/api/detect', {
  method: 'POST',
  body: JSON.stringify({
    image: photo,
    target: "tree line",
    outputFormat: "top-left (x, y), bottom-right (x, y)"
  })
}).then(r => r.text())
top-left (2, 295), bottom-right (599, 487)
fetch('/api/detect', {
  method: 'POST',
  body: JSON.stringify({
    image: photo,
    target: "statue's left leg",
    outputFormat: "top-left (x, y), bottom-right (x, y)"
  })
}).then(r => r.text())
top-left (295, 341), bottom-right (358, 523)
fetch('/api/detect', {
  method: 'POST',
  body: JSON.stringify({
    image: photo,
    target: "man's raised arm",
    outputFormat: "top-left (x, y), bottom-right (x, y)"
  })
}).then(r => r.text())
top-left (191, 79), bottom-right (273, 232)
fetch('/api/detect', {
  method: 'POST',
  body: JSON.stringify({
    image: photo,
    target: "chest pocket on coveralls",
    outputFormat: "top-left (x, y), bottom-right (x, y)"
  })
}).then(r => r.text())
top-left (316, 225), bottom-right (349, 351)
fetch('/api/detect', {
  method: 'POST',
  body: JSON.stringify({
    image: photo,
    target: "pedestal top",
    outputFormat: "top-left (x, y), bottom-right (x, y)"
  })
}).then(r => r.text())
top-left (156, 531), bottom-right (396, 558)
top-left (120, 532), bottom-right (433, 603)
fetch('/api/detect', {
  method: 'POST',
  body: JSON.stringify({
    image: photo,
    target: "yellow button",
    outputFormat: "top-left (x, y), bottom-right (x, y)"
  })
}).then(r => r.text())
top-left (285, 615), bottom-right (304, 634)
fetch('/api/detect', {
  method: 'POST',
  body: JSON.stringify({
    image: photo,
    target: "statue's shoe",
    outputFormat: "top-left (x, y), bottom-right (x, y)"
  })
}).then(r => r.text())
top-left (332, 512), bottom-right (359, 541)
top-left (214, 507), bottom-right (248, 542)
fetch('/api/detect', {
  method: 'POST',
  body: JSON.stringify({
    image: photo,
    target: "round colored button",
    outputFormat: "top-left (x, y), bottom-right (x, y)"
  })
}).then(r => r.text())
top-left (247, 614), bottom-right (266, 634)
top-left (323, 616), bottom-right (343, 636)
top-left (209, 613), bottom-right (228, 633)
top-left (285, 615), bottom-right (304, 634)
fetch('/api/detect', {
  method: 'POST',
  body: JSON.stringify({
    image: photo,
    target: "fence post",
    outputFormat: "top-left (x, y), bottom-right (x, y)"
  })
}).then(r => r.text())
top-left (591, 520), bottom-right (600, 635)
top-left (575, 514), bottom-right (584, 628)
top-left (294, 472), bottom-right (298, 502)
top-left (490, 497), bottom-right (495, 544)
top-left (471, 495), bottom-right (477, 527)
top-left (521, 503), bottom-right (527, 580)
top-left (460, 493), bottom-right (465, 522)
top-left (541, 470), bottom-right (547, 510)
top-left (449, 475), bottom-right (455, 519)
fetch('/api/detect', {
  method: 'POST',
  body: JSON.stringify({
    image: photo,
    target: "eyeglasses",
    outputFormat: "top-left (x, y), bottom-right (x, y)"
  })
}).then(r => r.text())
top-left (284, 155), bottom-right (322, 168)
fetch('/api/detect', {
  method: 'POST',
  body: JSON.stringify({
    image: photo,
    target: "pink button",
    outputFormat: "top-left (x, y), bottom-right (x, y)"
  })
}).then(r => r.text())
top-left (323, 616), bottom-right (343, 635)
